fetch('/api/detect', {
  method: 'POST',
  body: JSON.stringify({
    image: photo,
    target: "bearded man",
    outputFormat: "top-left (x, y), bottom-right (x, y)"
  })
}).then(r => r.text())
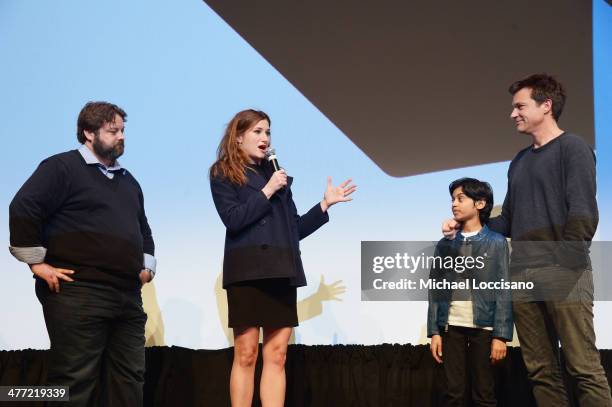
top-left (9, 101), bottom-right (156, 406)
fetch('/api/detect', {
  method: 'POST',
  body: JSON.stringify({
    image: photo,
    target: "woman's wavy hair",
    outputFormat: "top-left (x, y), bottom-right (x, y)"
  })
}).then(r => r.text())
top-left (209, 109), bottom-right (271, 185)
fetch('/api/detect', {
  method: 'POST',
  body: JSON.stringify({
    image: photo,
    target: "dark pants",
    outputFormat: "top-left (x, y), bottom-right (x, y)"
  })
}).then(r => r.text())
top-left (35, 279), bottom-right (147, 407)
top-left (441, 325), bottom-right (496, 407)
top-left (512, 266), bottom-right (612, 407)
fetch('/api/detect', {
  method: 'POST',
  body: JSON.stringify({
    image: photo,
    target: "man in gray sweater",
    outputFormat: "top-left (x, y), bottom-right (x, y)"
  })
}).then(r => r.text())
top-left (444, 74), bottom-right (611, 406)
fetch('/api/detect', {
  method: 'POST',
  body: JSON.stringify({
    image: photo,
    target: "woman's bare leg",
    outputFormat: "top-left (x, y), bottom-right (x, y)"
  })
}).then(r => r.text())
top-left (231, 326), bottom-right (260, 407)
top-left (260, 327), bottom-right (292, 407)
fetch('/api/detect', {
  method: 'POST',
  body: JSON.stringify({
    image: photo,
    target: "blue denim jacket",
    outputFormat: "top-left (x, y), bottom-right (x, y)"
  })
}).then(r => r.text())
top-left (427, 225), bottom-right (513, 341)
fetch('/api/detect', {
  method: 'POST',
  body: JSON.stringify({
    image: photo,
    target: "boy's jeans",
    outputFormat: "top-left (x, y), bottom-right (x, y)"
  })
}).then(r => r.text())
top-left (442, 325), bottom-right (496, 407)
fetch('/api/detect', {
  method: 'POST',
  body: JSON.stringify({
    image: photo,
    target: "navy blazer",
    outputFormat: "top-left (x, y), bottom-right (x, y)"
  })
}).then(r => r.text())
top-left (210, 164), bottom-right (329, 288)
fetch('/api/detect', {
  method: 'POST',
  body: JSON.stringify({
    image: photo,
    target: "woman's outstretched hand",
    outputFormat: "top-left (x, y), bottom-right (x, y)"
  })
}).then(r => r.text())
top-left (321, 177), bottom-right (356, 212)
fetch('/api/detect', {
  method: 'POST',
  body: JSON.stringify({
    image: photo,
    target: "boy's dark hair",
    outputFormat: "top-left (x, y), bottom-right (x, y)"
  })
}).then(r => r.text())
top-left (449, 178), bottom-right (494, 225)
top-left (77, 101), bottom-right (127, 144)
top-left (508, 73), bottom-right (566, 121)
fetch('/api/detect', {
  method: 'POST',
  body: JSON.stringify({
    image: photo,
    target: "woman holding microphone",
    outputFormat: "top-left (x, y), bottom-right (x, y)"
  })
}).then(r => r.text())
top-left (210, 109), bottom-right (355, 407)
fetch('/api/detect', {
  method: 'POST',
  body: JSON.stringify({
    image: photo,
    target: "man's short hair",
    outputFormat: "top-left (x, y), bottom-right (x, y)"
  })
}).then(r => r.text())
top-left (508, 73), bottom-right (566, 121)
top-left (449, 177), bottom-right (494, 225)
top-left (77, 102), bottom-right (127, 144)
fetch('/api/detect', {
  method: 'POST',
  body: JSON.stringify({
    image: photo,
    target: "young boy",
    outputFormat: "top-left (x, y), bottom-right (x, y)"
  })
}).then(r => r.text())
top-left (427, 177), bottom-right (512, 406)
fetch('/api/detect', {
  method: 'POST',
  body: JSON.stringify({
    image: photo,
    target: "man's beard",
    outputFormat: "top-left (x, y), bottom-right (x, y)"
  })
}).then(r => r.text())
top-left (93, 136), bottom-right (124, 164)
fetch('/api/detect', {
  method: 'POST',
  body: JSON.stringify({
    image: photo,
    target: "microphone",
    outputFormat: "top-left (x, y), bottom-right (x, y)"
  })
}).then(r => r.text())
top-left (265, 148), bottom-right (281, 172)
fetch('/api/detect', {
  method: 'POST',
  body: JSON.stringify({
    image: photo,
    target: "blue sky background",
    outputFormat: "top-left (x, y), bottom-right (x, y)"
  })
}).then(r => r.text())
top-left (0, 0), bottom-right (609, 349)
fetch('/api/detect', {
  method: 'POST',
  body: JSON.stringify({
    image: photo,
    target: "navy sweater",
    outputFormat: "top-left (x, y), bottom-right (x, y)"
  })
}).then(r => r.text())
top-left (9, 150), bottom-right (154, 290)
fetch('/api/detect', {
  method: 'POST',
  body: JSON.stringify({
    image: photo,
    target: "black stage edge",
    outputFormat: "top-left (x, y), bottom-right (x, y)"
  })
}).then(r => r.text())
top-left (2, 344), bottom-right (612, 406)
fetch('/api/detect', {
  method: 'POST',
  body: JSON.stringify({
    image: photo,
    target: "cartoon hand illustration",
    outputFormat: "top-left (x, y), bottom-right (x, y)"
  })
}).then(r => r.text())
top-left (315, 275), bottom-right (347, 301)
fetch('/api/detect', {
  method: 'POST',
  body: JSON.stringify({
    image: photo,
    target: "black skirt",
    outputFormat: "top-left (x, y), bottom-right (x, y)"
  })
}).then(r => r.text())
top-left (226, 278), bottom-right (298, 328)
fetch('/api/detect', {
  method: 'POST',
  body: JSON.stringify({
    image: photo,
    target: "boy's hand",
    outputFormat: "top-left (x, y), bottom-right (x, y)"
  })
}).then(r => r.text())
top-left (442, 219), bottom-right (460, 239)
top-left (430, 335), bottom-right (443, 363)
top-left (490, 338), bottom-right (507, 363)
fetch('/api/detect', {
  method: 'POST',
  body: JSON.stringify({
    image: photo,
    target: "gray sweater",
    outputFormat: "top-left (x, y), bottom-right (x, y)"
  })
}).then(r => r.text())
top-left (488, 133), bottom-right (598, 270)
